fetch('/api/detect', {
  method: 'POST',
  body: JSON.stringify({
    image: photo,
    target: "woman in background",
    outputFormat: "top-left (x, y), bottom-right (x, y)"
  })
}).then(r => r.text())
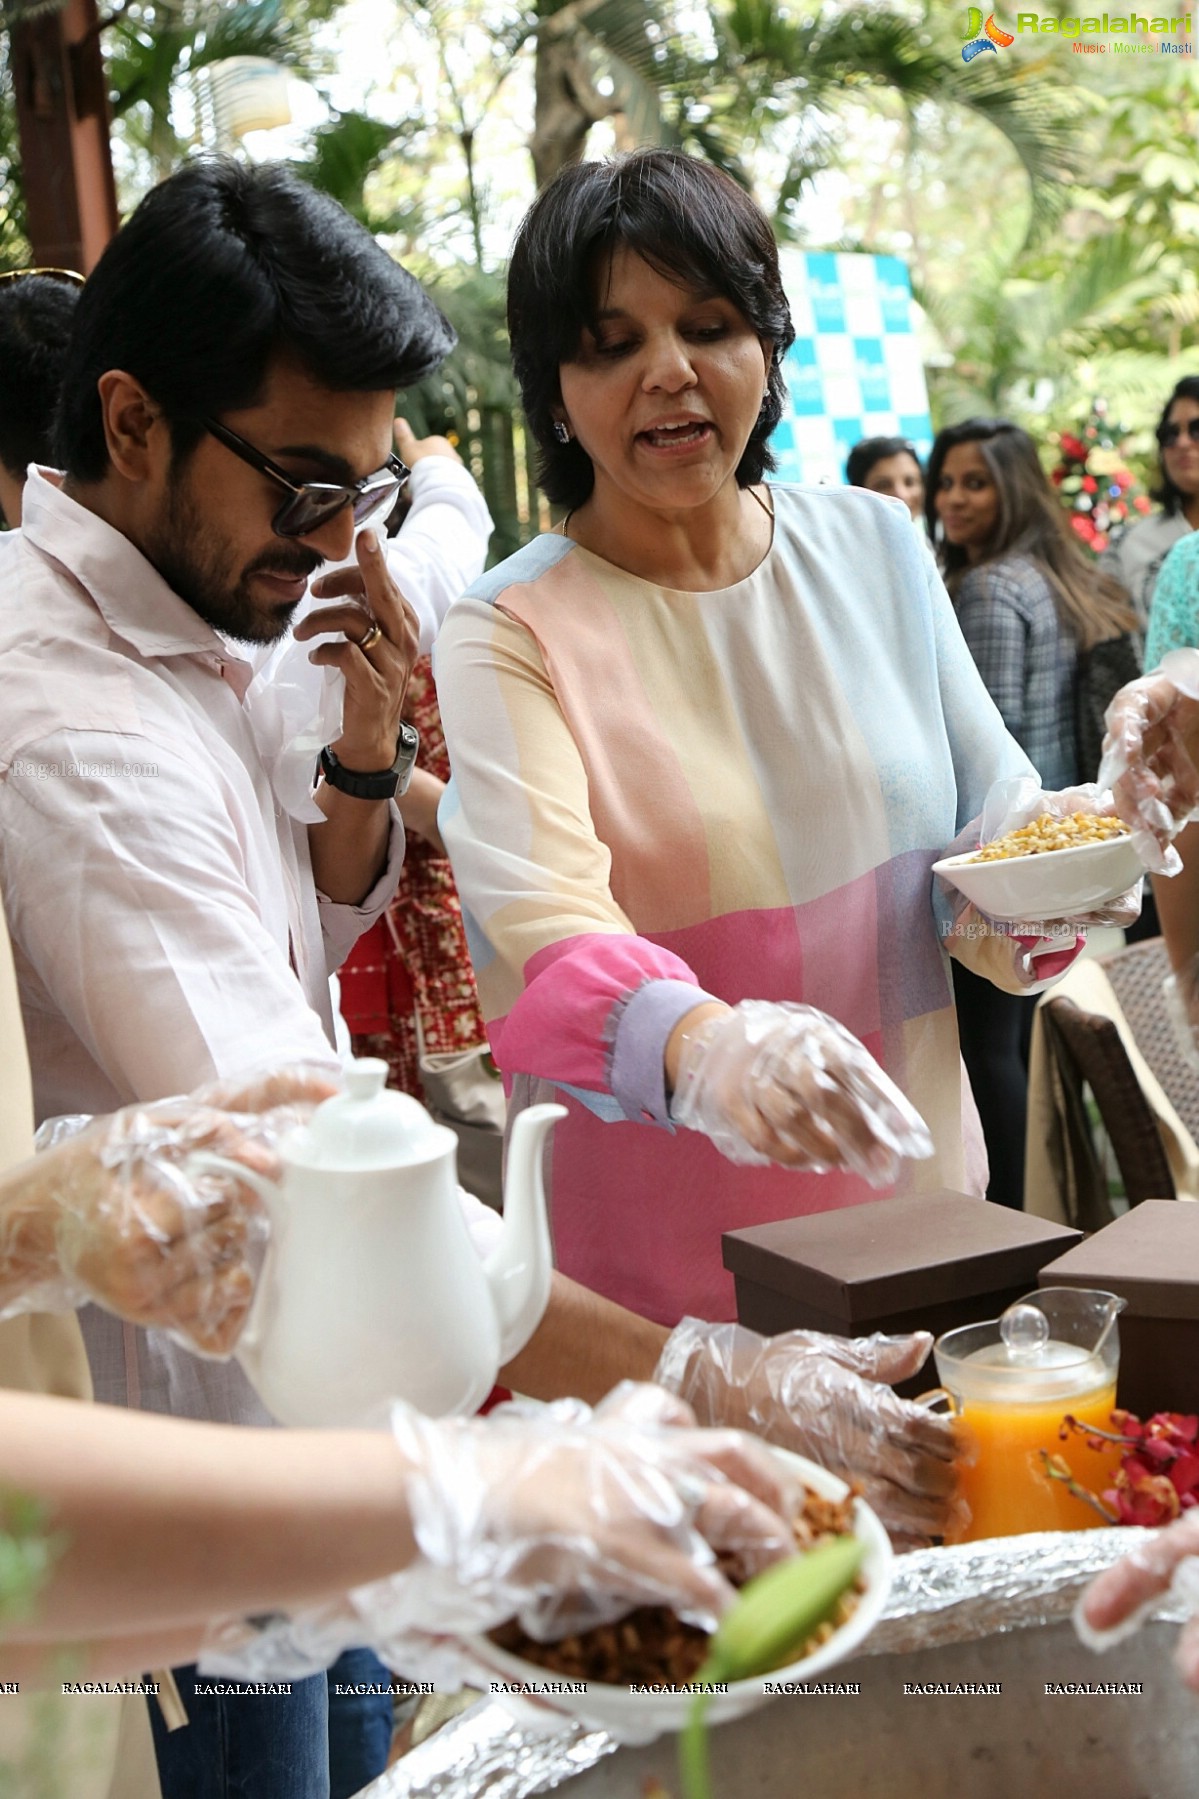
top-left (926, 416), bottom-right (1134, 1209)
top-left (845, 435), bottom-right (925, 522)
top-left (1101, 376), bottom-right (1199, 628)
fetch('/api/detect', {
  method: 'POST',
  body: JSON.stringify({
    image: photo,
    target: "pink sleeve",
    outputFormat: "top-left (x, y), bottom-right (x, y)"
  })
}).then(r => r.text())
top-left (494, 933), bottom-right (717, 1126)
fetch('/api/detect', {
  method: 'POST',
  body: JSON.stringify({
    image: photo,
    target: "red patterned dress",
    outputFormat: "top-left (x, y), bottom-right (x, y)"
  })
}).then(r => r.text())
top-left (338, 657), bottom-right (488, 1092)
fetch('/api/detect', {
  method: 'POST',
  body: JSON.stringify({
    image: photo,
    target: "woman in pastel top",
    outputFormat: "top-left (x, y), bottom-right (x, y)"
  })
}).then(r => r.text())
top-left (926, 417), bottom-right (1134, 1210)
top-left (435, 151), bottom-right (1081, 1327)
top-left (1101, 376), bottom-right (1199, 628)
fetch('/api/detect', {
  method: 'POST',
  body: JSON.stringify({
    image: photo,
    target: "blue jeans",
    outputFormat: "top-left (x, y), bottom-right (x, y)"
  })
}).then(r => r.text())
top-left (149, 1663), bottom-right (330, 1799)
top-left (149, 1653), bottom-right (394, 1799)
top-left (327, 1647), bottom-right (395, 1799)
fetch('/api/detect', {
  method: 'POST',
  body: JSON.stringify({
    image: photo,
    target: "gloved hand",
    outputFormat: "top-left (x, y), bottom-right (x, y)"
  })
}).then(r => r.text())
top-left (938, 777), bottom-right (1143, 990)
top-left (1076, 1510), bottom-right (1199, 1691)
top-left (200, 1384), bottom-right (800, 1681)
top-left (981, 777), bottom-right (1143, 923)
top-left (655, 1318), bottom-right (963, 1551)
top-left (669, 1000), bottom-right (933, 1187)
top-left (1098, 648), bottom-right (1199, 875)
top-left (1, 1066), bottom-right (336, 1356)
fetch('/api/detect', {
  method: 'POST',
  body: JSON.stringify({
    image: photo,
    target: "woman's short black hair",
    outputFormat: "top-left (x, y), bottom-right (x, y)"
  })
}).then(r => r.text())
top-left (506, 149), bottom-right (796, 510)
top-left (845, 435), bottom-right (921, 489)
top-left (1151, 375), bottom-right (1199, 517)
top-left (56, 158), bottom-right (457, 482)
top-left (0, 277), bottom-right (79, 477)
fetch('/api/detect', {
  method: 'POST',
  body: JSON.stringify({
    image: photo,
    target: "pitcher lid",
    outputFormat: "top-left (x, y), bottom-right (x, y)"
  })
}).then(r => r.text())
top-left (288, 1058), bottom-right (450, 1170)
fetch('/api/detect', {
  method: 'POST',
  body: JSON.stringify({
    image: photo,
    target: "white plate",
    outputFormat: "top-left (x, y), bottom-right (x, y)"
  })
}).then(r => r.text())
top-left (932, 830), bottom-right (1145, 925)
top-left (460, 1450), bottom-right (893, 1744)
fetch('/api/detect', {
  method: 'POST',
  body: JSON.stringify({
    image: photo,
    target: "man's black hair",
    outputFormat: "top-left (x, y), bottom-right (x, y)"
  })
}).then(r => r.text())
top-left (56, 159), bottom-right (456, 481)
top-left (506, 149), bottom-right (796, 510)
top-left (0, 277), bottom-right (80, 477)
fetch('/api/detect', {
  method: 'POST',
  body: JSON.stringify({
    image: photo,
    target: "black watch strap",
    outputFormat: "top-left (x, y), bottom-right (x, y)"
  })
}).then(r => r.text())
top-left (319, 722), bottom-right (419, 801)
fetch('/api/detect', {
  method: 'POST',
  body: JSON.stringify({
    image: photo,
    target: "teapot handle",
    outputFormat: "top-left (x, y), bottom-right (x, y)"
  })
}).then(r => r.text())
top-left (183, 1151), bottom-right (278, 1206)
top-left (183, 1153), bottom-right (280, 1356)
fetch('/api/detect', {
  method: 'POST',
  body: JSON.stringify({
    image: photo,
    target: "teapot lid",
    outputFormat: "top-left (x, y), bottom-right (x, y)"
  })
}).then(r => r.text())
top-left (289, 1058), bottom-right (449, 1171)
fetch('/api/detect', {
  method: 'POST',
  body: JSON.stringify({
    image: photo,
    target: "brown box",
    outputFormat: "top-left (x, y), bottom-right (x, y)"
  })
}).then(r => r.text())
top-left (1038, 1201), bottom-right (1199, 1418)
top-left (723, 1191), bottom-right (1082, 1395)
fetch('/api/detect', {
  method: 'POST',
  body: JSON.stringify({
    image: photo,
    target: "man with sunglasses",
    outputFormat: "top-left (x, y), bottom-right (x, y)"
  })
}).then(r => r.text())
top-left (0, 159), bottom-right (458, 1799)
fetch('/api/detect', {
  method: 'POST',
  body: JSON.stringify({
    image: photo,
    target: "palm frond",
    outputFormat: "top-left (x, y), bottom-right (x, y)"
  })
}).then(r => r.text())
top-left (294, 109), bottom-right (418, 222)
top-left (714, 2), bottom-right (1081, 240)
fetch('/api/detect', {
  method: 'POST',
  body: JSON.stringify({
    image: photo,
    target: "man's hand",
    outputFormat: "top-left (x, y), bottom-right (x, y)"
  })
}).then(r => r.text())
top-left (393, 417), bottom-right (462, 468)
top-left (656, 1320), bottom-right (963, 1550)
top-left (297, 528), bottom-right (420, 774)
top-left (0, 1072), bottom-right (334, 1356)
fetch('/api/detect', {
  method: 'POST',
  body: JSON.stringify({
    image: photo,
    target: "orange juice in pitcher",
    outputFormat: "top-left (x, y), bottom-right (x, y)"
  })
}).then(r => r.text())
top-left (932, 1289), bottom-right (1125, 1542)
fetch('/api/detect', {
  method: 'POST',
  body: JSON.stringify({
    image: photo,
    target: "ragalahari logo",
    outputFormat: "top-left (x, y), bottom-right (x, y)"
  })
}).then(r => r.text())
top-left (961, 9), bottom-right (1016, 58)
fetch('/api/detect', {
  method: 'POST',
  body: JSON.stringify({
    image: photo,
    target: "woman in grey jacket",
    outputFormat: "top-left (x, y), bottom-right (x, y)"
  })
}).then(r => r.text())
top-left (926, 417), bottom-right (1134, 1210)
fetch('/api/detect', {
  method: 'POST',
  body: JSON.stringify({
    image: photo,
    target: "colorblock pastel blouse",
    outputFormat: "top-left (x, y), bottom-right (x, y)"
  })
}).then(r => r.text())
top-left (435, 485), bottom-right (1033, 1323)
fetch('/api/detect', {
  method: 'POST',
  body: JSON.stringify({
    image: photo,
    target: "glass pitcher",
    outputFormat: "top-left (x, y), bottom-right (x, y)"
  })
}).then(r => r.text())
top-left (930, 1287), bottom-right (1125, 1541)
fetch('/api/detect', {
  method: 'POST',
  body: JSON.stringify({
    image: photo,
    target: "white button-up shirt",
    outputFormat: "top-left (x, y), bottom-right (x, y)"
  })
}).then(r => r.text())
top-left (383, 453), bottom-right (494, 654)
top-left (0, 470), bottom-right (407, 1422)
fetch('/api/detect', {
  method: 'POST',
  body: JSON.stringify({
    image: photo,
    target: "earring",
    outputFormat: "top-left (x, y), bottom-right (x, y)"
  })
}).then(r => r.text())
top-left (553, 421), bottom-right (573, 445)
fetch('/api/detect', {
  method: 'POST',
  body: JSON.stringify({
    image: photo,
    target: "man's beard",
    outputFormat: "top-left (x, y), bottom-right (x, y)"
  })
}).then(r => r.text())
top-left (144, 477), bottom-right (322, 645)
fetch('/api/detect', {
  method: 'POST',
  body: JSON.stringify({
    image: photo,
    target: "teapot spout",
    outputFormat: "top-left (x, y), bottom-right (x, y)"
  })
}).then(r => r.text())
top-left (484, 1103), bottom-right (565, 1365)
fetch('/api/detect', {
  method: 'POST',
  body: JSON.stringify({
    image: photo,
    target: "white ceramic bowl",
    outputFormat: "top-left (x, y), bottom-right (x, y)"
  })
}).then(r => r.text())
top-left (932, 830), bottom-right (1145, 926)
top-left (460, 1451), bottom-right (892, 1744)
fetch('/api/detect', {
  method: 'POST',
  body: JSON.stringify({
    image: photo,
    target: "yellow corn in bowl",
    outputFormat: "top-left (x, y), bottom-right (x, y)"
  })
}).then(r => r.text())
top-left (932, 814), bottom-right (1146, 924)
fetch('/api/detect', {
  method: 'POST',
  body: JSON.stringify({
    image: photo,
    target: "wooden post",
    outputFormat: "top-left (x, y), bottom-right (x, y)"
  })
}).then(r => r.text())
top-left (10, 0), bottom-right (119, 272)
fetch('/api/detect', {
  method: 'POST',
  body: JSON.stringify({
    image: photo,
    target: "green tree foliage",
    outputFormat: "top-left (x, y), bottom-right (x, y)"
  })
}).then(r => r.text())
top-left (107, 0), bottom-right (339, 185)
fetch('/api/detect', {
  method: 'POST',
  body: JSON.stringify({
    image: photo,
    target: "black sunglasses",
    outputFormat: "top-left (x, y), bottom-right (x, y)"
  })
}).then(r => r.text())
top-left (1157, 418), bottom-right (1199, 450)
top-left (202, 417), bottom-right (410, 539)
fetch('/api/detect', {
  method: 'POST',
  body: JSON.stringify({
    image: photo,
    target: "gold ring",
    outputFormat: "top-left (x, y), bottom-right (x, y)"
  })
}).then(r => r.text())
top-left (357, 620), bottom-right (383, 652)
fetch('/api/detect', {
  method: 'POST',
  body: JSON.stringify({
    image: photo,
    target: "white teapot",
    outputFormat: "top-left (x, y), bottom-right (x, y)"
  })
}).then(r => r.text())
top-left (196, 1058), bottom-right (564, 1427)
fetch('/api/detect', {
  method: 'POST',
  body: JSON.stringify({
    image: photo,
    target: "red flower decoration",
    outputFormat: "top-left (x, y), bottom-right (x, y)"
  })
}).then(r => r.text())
top-left (1134, 495), bottom-right (1152, 513)
top-left (1050, 1410), bottom-right (1199, 1527)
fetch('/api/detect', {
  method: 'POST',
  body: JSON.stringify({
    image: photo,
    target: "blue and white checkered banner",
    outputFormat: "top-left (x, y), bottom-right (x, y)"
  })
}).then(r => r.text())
top-left (769, 252), bottom-right (933, 487)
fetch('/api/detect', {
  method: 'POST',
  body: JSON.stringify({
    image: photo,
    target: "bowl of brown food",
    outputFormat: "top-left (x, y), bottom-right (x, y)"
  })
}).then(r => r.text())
top-left (460, 1450), bottom-right (892, 1743)
top-left (932, 811), bottom-right (1144, 924)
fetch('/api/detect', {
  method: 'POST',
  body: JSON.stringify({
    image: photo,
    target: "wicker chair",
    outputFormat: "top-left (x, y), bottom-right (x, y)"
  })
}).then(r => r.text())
top-left (1096, 936), bottom-right (1199, 1149)
top-left (1042, 991), bottom-right (1176, 1210)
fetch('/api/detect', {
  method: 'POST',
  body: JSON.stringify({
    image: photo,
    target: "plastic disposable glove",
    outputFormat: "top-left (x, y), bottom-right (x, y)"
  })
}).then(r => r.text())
top-left (1, 1066), bottom-right (336, 1356)
top-left (1075, 1511), bottom-right (1199, 1692)
top-left (1098, 648), bottom-right (1199, 875)
top-left (669, 1000), bottom-right (933, 1186)
top-left (200, 1383), bottom-right (799, 1682)
top-left (656, 1319), bottom-right (963, 1551)
top-left (938, 777), bottom-right (1142, 989)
